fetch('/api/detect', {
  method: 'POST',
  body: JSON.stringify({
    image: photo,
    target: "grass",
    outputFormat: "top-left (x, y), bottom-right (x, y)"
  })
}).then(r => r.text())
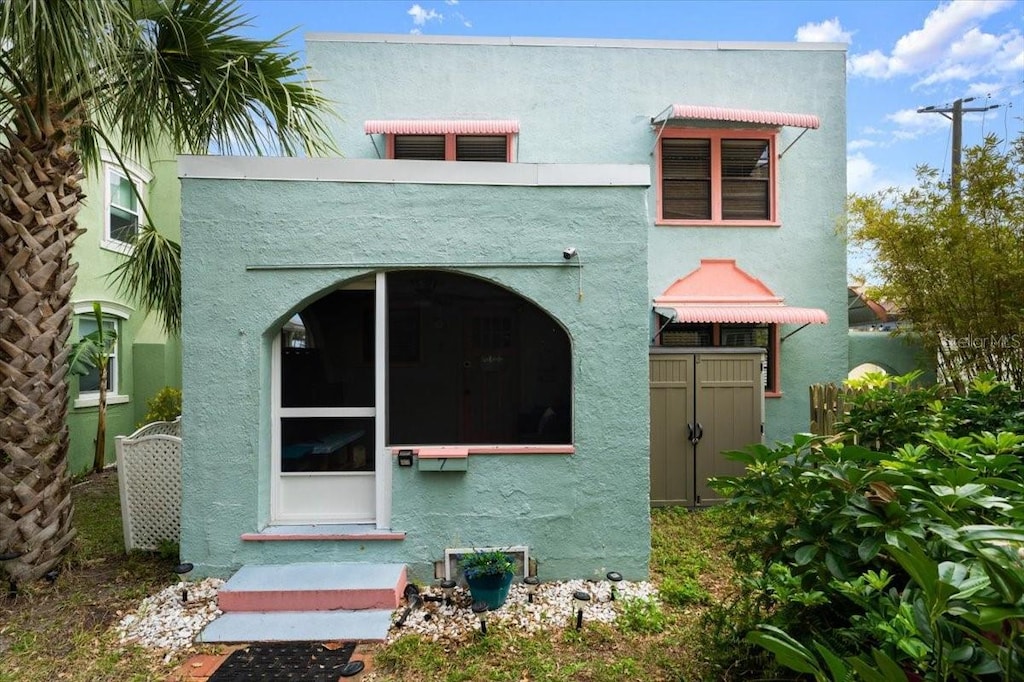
top-left (369, 506), bottom-right (741, 681)
top-left (0, 472), bottom-right (179, 682)
top-left (1, 476), bottom-right (744, 682)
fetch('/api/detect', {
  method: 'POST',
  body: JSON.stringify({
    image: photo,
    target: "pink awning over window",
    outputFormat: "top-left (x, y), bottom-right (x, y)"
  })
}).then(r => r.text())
top-left (364, 120), bottom-right (520, 135)
top-left (654, 259), bottom-right (828, 325)
top-left (655, 105), bottom-right (820, 130)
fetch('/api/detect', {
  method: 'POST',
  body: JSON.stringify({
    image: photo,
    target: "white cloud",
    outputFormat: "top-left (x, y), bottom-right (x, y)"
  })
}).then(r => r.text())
top-left (408, 4), bottom-right (442, 26)
top-left (964, 81), bottom-right (1004, 97)
top-left (795, 18), bottom-right (853, 44)
top-left (886, 107), bottom-right (952, 140)
top-left (848, 139), bottom-right (877, 151)
top-left (445, 0), bottom-right (458, 4)
top-left (847, 153), bottom-right (880, 194)
top-left (848, 0), bottom-right (1020, 89)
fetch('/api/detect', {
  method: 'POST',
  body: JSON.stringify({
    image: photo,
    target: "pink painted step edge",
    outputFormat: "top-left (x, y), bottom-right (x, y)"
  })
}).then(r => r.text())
top-left (219, 566), bottom-right (408, 612)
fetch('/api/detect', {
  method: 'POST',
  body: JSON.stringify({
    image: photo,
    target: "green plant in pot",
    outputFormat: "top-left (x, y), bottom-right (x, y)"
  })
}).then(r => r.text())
top-left (461, 549), bottom-right (515, 610)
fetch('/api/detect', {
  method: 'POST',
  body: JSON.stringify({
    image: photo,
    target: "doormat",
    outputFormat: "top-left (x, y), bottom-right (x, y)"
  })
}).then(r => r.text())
top-left (208, 642), bottom-right (361, 681)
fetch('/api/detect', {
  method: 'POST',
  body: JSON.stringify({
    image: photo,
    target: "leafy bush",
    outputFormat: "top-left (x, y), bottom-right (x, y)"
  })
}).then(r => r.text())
top-left (617, 597), bottom-right (666, 634)
top-left (712, 422), bottom-right (1024, 680)
top-left (141, 386), bottom-right (182, 425)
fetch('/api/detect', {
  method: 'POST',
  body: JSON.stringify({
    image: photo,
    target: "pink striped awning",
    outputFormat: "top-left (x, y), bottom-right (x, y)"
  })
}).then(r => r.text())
top-left (365, 119), bottom-right (520, 135)
top-left (655, 259), bottom-right (828, 325)
top-left (656, 105), bottom-right (820, 130)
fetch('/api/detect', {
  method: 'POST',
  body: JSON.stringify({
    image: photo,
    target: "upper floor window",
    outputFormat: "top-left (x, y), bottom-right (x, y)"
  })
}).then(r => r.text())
top-left (390, 134), bottom-right (512, 162)
top-left (108, 169), bottom-right (140, 243)
top-left (657, 129), bottom-right (777, 226)
top-left (100, 151), bottom-right (152, 253)
top-left (364, 120), bottom-right (519, 163)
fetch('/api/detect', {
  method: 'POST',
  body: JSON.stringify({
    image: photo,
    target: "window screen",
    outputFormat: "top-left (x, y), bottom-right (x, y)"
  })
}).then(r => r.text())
top-left (721, 139), bottom-right (770, 220)
top-left (455, 135), bottom-right (508, 162)
top-left (394, 135), bottom-right (446, 160)
top-left (661, 139), bottom-right (711, 220)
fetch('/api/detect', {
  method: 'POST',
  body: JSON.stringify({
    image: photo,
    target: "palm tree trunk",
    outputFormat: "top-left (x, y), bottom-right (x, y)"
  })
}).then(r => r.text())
top-left (93, 360), bottom-right (108, 474)
top-left (0, 128), bottom-right (85, 583)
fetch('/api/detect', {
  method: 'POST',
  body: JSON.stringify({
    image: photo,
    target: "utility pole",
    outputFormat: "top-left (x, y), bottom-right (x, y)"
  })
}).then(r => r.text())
top-left (917, 97), bottom-right (1000, 199)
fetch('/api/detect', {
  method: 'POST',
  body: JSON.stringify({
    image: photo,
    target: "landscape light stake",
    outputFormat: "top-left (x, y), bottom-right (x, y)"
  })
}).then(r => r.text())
top-left (606, 571), bottom-right (622, 601)
top-left (440, 579), bottom-right (456, 606)
top-left (472, 601), bottom-right (489, 635)
top-left (573, 590), bottom-right (591, 630)
top-left (172, 563), bottom-right (194, 603)
top-left (524, 575), bottom-right (540, 603)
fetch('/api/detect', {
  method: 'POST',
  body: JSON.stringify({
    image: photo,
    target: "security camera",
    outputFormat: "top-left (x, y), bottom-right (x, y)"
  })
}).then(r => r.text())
top-left (563, 247), bottom-right (578, 260)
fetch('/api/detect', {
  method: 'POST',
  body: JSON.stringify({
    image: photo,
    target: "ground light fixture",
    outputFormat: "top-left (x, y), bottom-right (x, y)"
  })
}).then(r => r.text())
top-left (172, 563), bottom-right (194, 603)
top-left (523, 575), bottom-right (540, 603)
top-left (440, 579), bottom-right (457, 606)
top-left (573, 590), bottom-right (591, 630)
top-left (472, 601), bottom-right (489, 634)
top-left (606, 571), bottom-right (623, 601)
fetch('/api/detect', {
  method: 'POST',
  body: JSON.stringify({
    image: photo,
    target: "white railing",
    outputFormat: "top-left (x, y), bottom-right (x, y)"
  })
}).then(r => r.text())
top-left (115, 417), bottom-right (182, 552)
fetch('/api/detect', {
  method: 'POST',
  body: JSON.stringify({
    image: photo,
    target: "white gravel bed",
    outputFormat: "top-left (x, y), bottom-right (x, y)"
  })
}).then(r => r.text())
top-left (115, 578), bottom-right (223, 655)
top-left (111, 576), bottom-right (657, 654)
top-left (387, 579), bottom-right (659, 643)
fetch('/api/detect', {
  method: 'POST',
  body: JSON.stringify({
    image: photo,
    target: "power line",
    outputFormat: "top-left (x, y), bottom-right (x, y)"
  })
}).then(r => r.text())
top-left (917, 97), bottom-right (1001, 199)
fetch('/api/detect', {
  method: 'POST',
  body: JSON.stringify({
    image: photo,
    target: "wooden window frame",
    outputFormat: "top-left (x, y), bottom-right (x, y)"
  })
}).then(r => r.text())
top-left (387, 133), bottom-right (514, 162)
top-left (656, 128), bottom-right (779, 227)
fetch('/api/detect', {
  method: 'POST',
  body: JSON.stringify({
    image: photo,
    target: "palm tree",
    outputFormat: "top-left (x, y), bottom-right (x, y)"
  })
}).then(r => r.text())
top-left (0, 0), bottom-right (334, 582)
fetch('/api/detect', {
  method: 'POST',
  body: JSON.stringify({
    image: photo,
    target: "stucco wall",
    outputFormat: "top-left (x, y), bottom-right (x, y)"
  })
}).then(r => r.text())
top-left (848, 331), bottom-right (937, 382)
top-left (180, 166), bottom-right (651, 580)
top-left (67, 142), bottom-right (181, 474)
top-left (307, 34), bottom-right (849, 444)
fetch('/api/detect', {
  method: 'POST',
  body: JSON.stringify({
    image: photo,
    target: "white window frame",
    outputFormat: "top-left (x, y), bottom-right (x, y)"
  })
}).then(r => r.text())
top-left (72, 300), bottom-right (132, 409)
top-left (100, 151), bottom-right (152, 254)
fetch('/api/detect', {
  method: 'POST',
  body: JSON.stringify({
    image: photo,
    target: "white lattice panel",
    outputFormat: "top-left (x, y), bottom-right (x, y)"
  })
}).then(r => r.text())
top-left (127, 417), bottom-right (182, 439)
top-left (116, 430), bottom-right (182, 552)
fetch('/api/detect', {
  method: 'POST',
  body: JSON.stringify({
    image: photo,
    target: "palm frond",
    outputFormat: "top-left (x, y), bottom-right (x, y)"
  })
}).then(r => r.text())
top-left (108, 224), bottom-right (182, 336)
top-left (112, 0), bottom-right (337, 159)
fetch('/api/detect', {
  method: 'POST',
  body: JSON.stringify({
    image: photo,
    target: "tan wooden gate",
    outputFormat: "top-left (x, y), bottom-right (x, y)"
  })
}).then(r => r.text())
top-left (650, 349), bottom-right (764, 507)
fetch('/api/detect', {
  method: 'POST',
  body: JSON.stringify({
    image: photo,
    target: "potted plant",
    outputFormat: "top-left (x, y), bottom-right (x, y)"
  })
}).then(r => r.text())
top-left (460, 549), bottom-right (515, 610)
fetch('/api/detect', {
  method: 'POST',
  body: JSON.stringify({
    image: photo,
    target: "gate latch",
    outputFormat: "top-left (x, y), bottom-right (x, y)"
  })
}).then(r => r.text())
top-left (687, 422), bottom-right (704, 446)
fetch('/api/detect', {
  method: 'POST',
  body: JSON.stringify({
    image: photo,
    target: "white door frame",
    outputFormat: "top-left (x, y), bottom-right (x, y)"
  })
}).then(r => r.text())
top-left (269, 272), bottom-right (392, 528)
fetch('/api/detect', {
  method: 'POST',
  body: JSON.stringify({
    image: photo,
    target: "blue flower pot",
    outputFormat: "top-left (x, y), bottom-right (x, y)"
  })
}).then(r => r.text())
top-left (465, 571), bottom-right (514, 610)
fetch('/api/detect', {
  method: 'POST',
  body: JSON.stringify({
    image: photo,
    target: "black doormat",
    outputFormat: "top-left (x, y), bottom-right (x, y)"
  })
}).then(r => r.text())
top-left (208, 642), bottom-right (360, 681)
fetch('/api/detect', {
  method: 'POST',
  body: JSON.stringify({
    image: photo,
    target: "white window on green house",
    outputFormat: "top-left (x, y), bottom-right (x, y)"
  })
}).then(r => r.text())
top-left (107, 169), bottom-right (139, 245)
top-left (72, 302), bottom-right (132, 409)
top-left (100, 152), bottom-right (152, 254)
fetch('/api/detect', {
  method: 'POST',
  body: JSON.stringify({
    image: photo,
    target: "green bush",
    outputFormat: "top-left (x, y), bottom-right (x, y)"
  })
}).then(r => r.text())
top-left (712, 424), bottom-right (1024, 680)
top-left (617, 597), bottom-right (666, 634)
top-left (141, 386), bottom-right (182, 425)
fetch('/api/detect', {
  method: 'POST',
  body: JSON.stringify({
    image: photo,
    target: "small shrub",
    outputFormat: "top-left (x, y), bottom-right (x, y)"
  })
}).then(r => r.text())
top-left (617, 597), bottom-right (666, 634)
top-left (658, 575), bottom-right (708, 606)
top-left (141, 386), bottom-right (181, 425)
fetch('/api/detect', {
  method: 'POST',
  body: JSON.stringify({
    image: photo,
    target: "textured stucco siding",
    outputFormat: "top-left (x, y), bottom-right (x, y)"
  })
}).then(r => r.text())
top-left (308, 36), bottom-right (848, 444)
top-left (848, 331), bottom-right (937, 382)
top-left (180, 174), bottom-right (651, 580)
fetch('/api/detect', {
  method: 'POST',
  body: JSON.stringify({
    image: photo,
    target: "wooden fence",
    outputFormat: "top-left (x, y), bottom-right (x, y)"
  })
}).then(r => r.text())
top-left (809, 383), bottom-right (856, 436)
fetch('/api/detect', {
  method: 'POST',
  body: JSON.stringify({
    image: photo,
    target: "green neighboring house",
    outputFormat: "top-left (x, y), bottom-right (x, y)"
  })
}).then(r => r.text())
top-left (66, 145), bottom-right (182, 475)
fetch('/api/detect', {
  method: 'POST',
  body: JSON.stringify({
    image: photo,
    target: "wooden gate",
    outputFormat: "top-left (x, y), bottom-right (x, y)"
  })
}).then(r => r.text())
top-left (650, 350), bottom-right (764, 507)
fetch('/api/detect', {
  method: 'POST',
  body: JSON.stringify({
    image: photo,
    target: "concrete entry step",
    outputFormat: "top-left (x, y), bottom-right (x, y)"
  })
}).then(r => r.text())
top-left (218, 562), bottom-right (408, 612)
top-left (199, 609), bottom-right (394, 643)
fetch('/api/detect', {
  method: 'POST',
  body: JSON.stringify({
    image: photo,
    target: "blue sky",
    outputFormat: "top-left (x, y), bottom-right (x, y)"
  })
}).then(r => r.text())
top-left (240, 0), bottom-right (1022, 261)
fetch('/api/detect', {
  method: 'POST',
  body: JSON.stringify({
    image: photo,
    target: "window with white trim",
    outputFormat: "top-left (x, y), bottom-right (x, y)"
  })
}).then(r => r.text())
top-left (389, 134), bottom-right (512, 162)
top-left (658, 129), bottom-right (777, 225)
top-left (99, 152), bottom-right (152, 253)
top-left (72, 302), bottom-right (132, 408)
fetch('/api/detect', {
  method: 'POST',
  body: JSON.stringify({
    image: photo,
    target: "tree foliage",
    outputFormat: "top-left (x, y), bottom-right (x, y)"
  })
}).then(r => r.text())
top-left (848, 134), bottom-right (1024, 389)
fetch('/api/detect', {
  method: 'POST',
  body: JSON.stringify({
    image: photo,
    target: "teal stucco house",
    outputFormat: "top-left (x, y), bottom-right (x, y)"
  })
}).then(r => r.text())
top-left (179, 34), bottom-right (847, 585)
